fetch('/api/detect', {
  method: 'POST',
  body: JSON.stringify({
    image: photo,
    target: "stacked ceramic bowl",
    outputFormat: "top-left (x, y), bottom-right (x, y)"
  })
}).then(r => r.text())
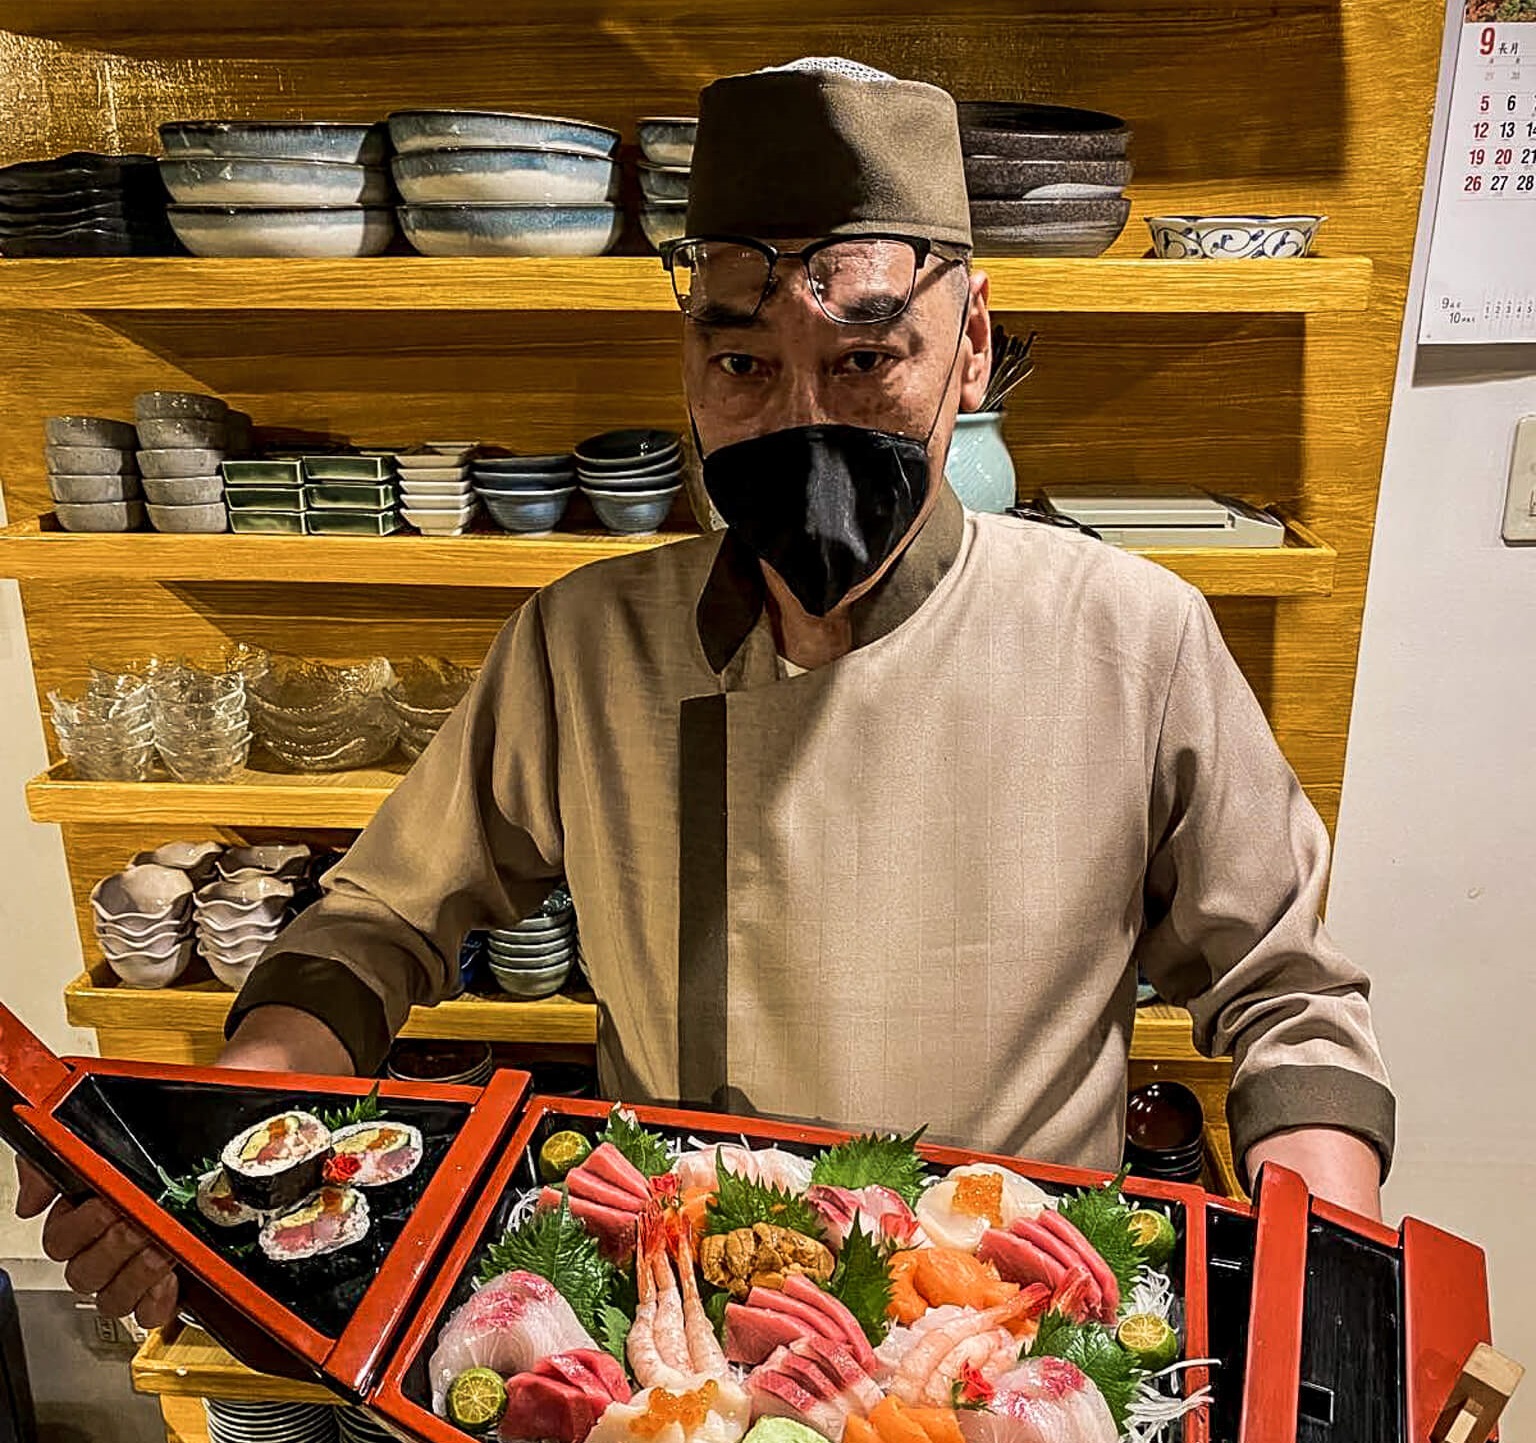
top-left (148, 660), bottom-right (251, 782)
top-left (487, 886), bottom-right (577, 998)
top-left (473, 452), bottom-right (577, 535)
top-left (301, 454), bottom-right (401, 536)
top-left (131, 840), bottom-right (225, 887)
top-left (195, 871), bottom-right (296, 990)
top-left (0, 151), bottom-right (177, 258)
top-left (396, 444), bottom-right (478, 536)
top-left (390, 109), bottom-right (622, 257)
top-left (92, 864), bottom-right (196, 989)
top-left (636, 117), bottom-right (696, 251)
top-left (385, 657), bottom-right (478, 760)
top-left (576, 428), bottom-right (682, 535)
top-left (957, 102), bottom-right (1132, 257)
top-left (387, 1039), bottom-right (495, 1087)
top-left (48, 672), bottom-right (154, 780)
top-left (247, 653), bottom-right (399, 771)
top-left (136, 391), bottom-right (231, 534)
top-left (45, 415), bottom-right (144, 532)
top-left (203, 1399), bottom-right (337, 1443)
top-left (161, 120), bottom-right (394, 258)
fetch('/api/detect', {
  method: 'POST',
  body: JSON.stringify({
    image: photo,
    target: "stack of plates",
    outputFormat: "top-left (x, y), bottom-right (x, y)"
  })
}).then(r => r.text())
top-left (0, 151), bottom-right (177, 257)
top-left (223, 457), bottom-right (306, 534)
top-left (203, 1399), bottom-right (338, 1443)
top-left (487, 886), bottom-right (577, 999)
top-left (390, 110), bottom-right (621, 258)
top-left (575, 429), bottom-right (682, 535)
top-left (45, 415), bottom-right (144, 532)
top-left (160, 120), bottom-right (395, 258)
top-left (385, 657), bottom-right (478, 759)
top-left (396, 446), bottom-right (478, 536)
top-left (473, 453), bottom-right (577, 535)
top-left (957, 102), bottom-right (1131, 257)
top-left (301, 455), bottom-right (401, 537)
top-left (336, 1406), bottom-right (397, 1443)
top-left (636, 117), bottom-right (696, 251)
top-left (137, 391), bottom-right (231, 534)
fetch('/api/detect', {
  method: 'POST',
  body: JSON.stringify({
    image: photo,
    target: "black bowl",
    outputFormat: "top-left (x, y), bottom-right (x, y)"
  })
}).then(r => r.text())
top-left (1126, 1080), bottom-right (1205, 1156)
top-left (957, 102), bottom-right (1130, 160)
top-left (574, 428), bottom-right (679, 468)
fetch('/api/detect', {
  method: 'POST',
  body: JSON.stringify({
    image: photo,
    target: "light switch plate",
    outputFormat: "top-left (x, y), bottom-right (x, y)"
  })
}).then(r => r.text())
top-left (1502, 415), bottom-right (1536, 544)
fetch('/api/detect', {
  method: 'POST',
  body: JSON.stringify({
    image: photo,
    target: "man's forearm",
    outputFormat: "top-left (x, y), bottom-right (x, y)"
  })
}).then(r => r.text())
top-left (1244, 1125), bottom-right (1382, 1220)
top-left (217, 1005), bottom-right (356, 1076)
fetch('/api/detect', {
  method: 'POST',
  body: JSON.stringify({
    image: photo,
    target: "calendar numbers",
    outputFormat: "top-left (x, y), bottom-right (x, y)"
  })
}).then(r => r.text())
top-left (1463, 85), bottom-right (1536, 201)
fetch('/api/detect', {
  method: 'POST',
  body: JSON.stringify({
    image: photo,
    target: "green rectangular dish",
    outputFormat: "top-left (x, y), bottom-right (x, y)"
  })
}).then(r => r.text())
top-left (304, 484), bottom-right (398, 510)
top-left (222, 460), bottom-right (304, 486)
top-left (226, 487), bottom-right (309, 511)
top-left (304, 509), bottom-right (402, 536)
top-left (302, 455), bottom-right (397, 482)
top-left (229, 510), bottom-right (305, 535)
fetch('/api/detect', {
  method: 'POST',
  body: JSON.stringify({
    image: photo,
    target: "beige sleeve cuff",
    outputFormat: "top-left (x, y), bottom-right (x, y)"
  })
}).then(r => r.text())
top-left (1226, 1062), bottom-right (1397, 1185)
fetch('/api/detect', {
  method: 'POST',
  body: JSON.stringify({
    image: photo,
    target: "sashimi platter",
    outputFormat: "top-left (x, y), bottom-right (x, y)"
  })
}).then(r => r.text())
top-left (396, 1105), bottom-right (1206, 1443)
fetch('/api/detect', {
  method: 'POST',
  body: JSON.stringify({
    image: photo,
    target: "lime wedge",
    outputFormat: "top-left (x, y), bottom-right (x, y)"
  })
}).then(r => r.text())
top-left (539, 1130), bottom-right (593, 1184)
top-left (1117, 1312), bottom-right (1179, 1371)
top-left (447, 1366), bottom-right (508, 1429)
top-left (1128, 1208), bottom-right (1177, 1268)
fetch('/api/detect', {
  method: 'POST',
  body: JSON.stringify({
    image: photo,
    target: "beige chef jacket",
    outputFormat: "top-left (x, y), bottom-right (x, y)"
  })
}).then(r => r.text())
top-left (231, 483), bottom-right (1395, 1178)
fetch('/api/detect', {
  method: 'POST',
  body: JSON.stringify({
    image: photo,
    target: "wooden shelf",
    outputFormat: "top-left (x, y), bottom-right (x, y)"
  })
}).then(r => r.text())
top-left (0, 515), bottom-right (1337, 597)
top-left (0, 256), bottom-right (1373, 315)
top-left (133, 1327), bottom-right (337, 1406)
top-left (64, 970), bottom-right (599, 1045)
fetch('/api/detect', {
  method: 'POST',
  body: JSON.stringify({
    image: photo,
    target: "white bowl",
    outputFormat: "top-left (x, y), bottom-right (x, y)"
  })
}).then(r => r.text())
top-left (106, 940), bottom-right (196, 989)
top-left (91, 865), bottom-right (194, 922)
top-left (395, 455), bottom-right (473, 473)
top-left (402, 490), bottom-right (475, 510)
top-left (397, 466), bottom-right (471, 484)
top-left (160, 158), bottom-right (392, 207)
top-left (208, 954), bottom-right (263, 989)
top-left (1144, 213), bottom-right (1326, 260)
top-left (168, 205), bottom-right (396, 258)
top-left (202, 937), bottom-right (273, 969)
top-left (97, 922), bottom-right (190, 958)
top-left (196, 916), bottom-right (284, 948)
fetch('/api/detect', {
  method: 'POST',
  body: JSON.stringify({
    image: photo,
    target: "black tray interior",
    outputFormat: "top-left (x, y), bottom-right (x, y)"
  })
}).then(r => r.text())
top-left (56, 1074), bottom-right (470, 1338)
top-left (1205, 1205), bottom-right (1257, 1443)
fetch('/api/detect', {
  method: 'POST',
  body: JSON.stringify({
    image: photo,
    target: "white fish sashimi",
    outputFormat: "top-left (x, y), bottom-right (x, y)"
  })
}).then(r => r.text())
top-left (429, 1270), bottom-right (597, 1413)
top-left (915, 1165), bottom-right (1052, 1254)
top-left (955, 1358), bottom-right (1118, 1443)
top-left (671, 1144), bottom-right (815, 1196)
top-left (588, 1377), bottom-right (752, 1443)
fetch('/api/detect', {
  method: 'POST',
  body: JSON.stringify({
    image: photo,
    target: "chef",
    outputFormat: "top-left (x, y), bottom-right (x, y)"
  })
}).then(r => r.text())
top-left (21, 59), bottom-right (1394, 1328)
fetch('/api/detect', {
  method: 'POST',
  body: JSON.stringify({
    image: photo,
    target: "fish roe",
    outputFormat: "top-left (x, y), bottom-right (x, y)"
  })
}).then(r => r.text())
top-left (633, 1381), bottom-right (719, 1437)
top-left (951, 1173), bottom-right (1004, 1225)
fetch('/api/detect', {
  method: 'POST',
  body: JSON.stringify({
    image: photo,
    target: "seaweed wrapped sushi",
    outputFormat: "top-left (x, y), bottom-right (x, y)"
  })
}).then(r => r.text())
top-left (324, 1121), bottom-right (423, 1187)
top-left (221, 1111), bottom-right (332, 1210)
top-left (259, 1184), bottom-right (370, 1263)
top-left (195, 1169), bottom-right (260, 1229)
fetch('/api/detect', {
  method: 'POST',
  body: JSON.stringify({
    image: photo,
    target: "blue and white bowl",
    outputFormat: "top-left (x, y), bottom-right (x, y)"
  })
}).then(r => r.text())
top-left (477, 484), bottom-right (575, 534)
top-left (581, 484), bottom-right (681, 535)
top-left (388, 109), bottom-right (620, 159)
top-left (640, 202), bottom-right (687, 250)
top-left (159, 157), bottom-right (391, 207)
top-left (168, 205), bottom-right (395, 258)
top-left (160, 121), bottom-right (389, 166)
top-left (1145, 213), bottom-right (1325, 260)
top-left (398, 202), bottom-right (619, 257)
top-left (638, 162), bottom-right (690, 204)
top-left (393, 148), bottom-right (618, 205)
top-left (637, 117), bottom-right (697, 168)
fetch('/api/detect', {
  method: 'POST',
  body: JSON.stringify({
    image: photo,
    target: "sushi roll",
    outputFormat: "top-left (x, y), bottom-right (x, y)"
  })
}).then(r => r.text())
top-left (221, 1111), bottom-right (333, 1211)
top-left (259, 1184), bottom-right (369, 1263)
top-left (324, 1121), bottom-right (424, 1187)
top-left (195, 1169), bottom-right (259, 1229)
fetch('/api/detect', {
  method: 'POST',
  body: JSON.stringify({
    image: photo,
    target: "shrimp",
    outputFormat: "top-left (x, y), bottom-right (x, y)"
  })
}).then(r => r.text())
top-left (652, 1230), bottom-right (693, 1376)
top-left (676, 1219), bottom-right (728, 1378)
top-left (629, 1217), bottom-right (693, 1390)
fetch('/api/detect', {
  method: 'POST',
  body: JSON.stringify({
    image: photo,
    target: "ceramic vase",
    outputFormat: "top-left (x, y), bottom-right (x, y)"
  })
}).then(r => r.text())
top-left (945, 410), bottom-right (1016, 514)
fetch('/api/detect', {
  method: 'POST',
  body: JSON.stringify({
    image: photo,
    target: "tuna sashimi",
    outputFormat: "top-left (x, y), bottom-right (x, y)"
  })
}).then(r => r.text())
top-left (807, 1185), bottom-right (922, 1251)
top-left (672, 1144), bottom-right (815, 1197)
top-left (582, 1142), bottom-right (654, 1202)
top-left (748, 1364), bottom-right (849, 1442)
top-left (977, 1231), bottom-right (1065, 1291)
top-left (540, 1186), bottom-right (642, 1262)
top-left (428, 1270), bottom-right (597, 1412)
top-left (749, 1285), bottom-right (835, 1340)
top-left (1005, 1220), bottom-right (1102, 1321)
top-left (954, 1358), bottom-right (1117, 1443)
top-left (725, 1302), bottom-right (806, 1365)
top-left (1033, 1210), bottom-right (1119, 1323)
top-left (534, 1351), bottom-right (628, 1414)
top-left (500, 1373), bottom-right (597, 1443)
top-left (781, 1273), bottom-right (878, 1369)
top-left (568, 1165), bottom-right (651, 1214)
top-left (790, 1336), bottom-right (884, 1414)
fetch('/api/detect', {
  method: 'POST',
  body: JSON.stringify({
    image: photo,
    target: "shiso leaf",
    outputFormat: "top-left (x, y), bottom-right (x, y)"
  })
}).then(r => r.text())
top-left (810, 1128), bottom-right (928, 1208)
top-left (321, 1082), bottom-right (383, 1133)
top-left (596, 1106), bottom-right (674, 1179)
top-left (596, 1304), bottom-right (633, 1367)
top-left (478, 1191), bottom-right (615, 1336)
top-left (706, 1153), bottom-right (825, 1239)
top-left (703, 1285), bottom-right (730, 1342)
top-left (822, 1224), bottom-right (894, 1345)
top-left (1057, 1166), bottom-right (1148, 1300)
top-left (1029, 1310), bottom-right (1146, 1430)
top-left (158, 1156), bottom-right (217, 1211)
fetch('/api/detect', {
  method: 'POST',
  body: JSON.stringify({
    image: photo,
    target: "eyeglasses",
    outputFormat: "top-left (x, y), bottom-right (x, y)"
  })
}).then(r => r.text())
top-left (658, 233), bottom-right (969, 326)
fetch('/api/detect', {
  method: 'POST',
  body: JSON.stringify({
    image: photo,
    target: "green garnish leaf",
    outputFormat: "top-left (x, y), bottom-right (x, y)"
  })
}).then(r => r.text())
top-left (707, 1154), bottom-right (825, 1238)
top-left (596, 1304), bottom-right (633, 1367)
top-left (321, 1082), bottom-right (383, 1132)
top-left (478, 1192), bottom-right (615, 1336)
top-left (158, 1156), bottom-right (217, 1210)
top-left (1030, 1311), bottom-right (1146, 1430)
top-left (1057, 1166), bottom-right (1146, 1300)
top-left (596, 1106), bottom-right (674, 1179)
top-left (823, 1225), bottom-right (893, 1345)
top-left (703, 1286), bottom-right (731, 1342)
top-left (810, 1128), bottom-right (928, 1208)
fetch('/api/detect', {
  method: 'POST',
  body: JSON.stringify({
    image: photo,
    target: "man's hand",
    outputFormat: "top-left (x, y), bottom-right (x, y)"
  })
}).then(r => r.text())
top-left (17, 1006), bottom-right (354, 1328)
top-left (1244, 1125), bottom-right (1383, 1219)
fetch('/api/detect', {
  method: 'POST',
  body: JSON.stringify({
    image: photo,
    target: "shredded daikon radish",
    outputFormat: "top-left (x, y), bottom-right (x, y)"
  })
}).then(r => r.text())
top-left (1126, 1264), bottom-right (1176, 1322)
top-left (1123, 1360), bottom-right (1219, 1443)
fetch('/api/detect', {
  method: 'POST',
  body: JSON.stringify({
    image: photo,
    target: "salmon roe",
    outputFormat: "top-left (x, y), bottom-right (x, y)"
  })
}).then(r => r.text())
top-left (632, 1381), bottom-right (719, 1437)
top-left (951, 1173), bottom-right (1004, 1225)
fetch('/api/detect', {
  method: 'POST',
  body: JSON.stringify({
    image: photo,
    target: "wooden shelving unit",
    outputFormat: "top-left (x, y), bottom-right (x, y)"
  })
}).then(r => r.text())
top-left (0, 255), bottom-right (1374, 315)
top-left (0, 514), bottom-right (1338, 597)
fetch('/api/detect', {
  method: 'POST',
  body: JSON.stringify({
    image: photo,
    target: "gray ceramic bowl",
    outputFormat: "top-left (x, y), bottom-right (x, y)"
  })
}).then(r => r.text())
top-left (98, 923), bottom-right (191, 962)
top-left (387, 109), bottom-right (620, 159)
top-left (135, 391), bottom-right (229, 422)
top-left (138, 447), bottom-right (225, 478)
top-left (56, 500), bottom-right (146, 531)
top-left (45, 445), bottom-right (136, 474)
top-left (477, 485), bottom-right (575, 534)
top-left (131, 840), bottom-right (224, 884)
top-left (392, 147), bottom-right (618, 205)
top-left (640, 203), bottom-right (687, 250)
top-left (473, 470), bottom-right (575, 493)
top-left (488, 931), bottom-right (575, 958)
top-left (92, 864), bottom-right (195, 921)
top-left (474, 452), bottom-right (575, 475)
top-left (45, 415), bottom-right (137, 448)
top-left (637, 161), bottom-right (690, 204)
top-left (491, 918), bottom-right (575, 941)
top-left (136, 417), bottom-right (227, 449)
top-left (207, 954), bottom-right (264, 989)
top-left (637, 118), bottom-right (697, 168)
top-left (160, 121), bottom-right (389, 166)
top-left (963, 156), bottom-right (1132, 200)
top-left (220, 843), bottom-right (313, 879)
top-left (106, 941), bottom-right (197, 990)
top-left (582, 484), bottom-right (681, 535)
top-left (148, 500), bottom-right (229, 533)
top-left (576, 468), bottom-right (680, 494)
top-left (141, 475), bottom-right (223, 506)
top-left (575, 429), bottom-right (680, 468)
top-left (957, 102), bottom-right (1131, 160)
top-left (167, 205), bottom-right (396, 258)
top-left (576, 451), bottom-right (682, 480)
top-left (160, 156), bottom-right (392, 207)
top-left (397, 203), bottom-right (619, 258)
top-left (488, 958), bottom-right (572, 998)
top-left (48, 473), bottom-right (143, 504)
top-left (969, 197), bottom-right (1131, 258)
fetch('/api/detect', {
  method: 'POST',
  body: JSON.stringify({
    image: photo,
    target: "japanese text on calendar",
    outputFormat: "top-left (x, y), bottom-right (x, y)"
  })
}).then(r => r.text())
top-left (1461, 30), bottom-right (1536, 198)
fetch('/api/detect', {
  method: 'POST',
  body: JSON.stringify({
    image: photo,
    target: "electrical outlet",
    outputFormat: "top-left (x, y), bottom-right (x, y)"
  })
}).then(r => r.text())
top-left (1501, 415), bottom-right (1536, 544)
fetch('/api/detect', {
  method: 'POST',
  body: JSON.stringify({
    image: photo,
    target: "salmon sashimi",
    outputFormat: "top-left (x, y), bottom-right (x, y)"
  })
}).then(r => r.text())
top-left (886, 1248), bottom-right (1021, 1325)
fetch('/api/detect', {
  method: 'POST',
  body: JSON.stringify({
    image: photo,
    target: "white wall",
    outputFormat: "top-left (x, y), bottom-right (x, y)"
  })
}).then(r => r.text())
top-left (1328, 0), bottom-right (1536, 1428)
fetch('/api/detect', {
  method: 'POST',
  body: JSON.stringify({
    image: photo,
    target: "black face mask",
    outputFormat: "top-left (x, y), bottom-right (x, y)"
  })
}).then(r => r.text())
top-left (694, 291), bottom-right (970, 618)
